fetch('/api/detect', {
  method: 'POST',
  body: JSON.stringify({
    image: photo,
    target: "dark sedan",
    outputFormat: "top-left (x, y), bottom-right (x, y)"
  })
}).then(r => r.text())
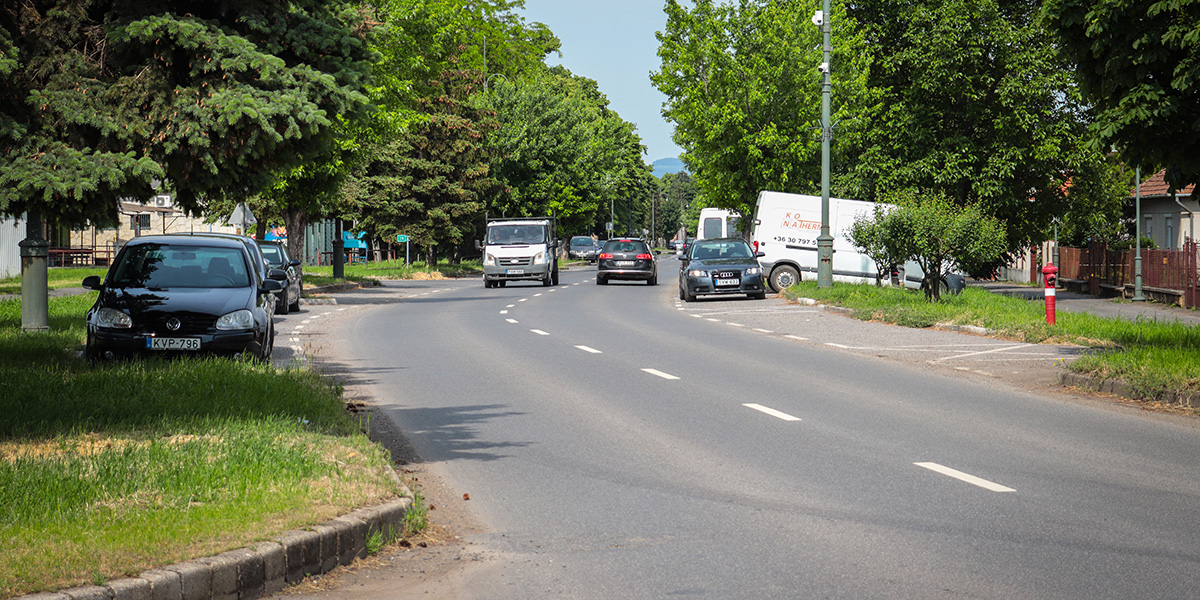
top-left (257, 240), bottom-right (302, 314)
top-left (83, 234), bottom-right (284, 361)
top-left (678, 237), bottom-right (767, 301)
top-left (597, 238), bottom-right (657, 285)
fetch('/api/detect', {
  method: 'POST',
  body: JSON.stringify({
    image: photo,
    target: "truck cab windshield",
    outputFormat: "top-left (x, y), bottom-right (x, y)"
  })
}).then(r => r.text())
top-left (488, 225), bottom-right (546, 245)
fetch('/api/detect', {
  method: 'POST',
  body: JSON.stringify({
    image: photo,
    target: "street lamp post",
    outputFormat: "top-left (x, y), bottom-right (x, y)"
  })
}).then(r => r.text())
top-left (815, 1), bottom-right (834, 288)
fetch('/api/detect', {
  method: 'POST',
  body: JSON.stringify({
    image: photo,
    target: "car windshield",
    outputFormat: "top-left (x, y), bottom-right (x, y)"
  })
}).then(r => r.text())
top-left (488, 225), bottom-right (547, 245)
top-left (570, 236), bottom-right (592, 247)
top-left (259, 244), bottom-right (284, 267)
top-left (110, 243), bottom-right (251, 289)
top-left (691, 240), bottom-right (753, 260)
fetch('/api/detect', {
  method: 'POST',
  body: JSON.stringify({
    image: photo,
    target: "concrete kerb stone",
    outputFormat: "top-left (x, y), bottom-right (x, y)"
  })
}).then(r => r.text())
top-left (137, 570), bottom-right (180, 600)
top-left (249, 541), bottom-right (286, 596)
top-left (274, 528), bottom-right (321, 584)
top-left (309, 522), bottom-right (342, 574)
top-left (193, 553), bottom-right (238, 600)
top-left (332, 514), bottom-right (369, 566)
top-left (15, 595), bottom-right (70, 600)
top-left (161, 561), bottom-right (211, 600)
top-left (103, 578), bottom-right (150, 600)
top-left (61, 587), bottom-right (113, 600)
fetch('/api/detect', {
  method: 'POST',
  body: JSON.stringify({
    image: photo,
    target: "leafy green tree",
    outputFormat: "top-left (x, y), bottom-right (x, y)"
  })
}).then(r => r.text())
top-left (661, 171), bottom-right (700, 237)
top-left (0, 1), bottom-right (375, 226)
top-left (846, 0), bottom-right (1094, 251)
top-left (351, 68), bottom-right (499, 265)
top-left (652, 0), bottom-right (873, 216)
top-left (1043, 0), bottom-right (1200, 192)
top-left (483, 67), bottom-right (650, 238)
top-left (856, 191), bottom-right (1007, 301)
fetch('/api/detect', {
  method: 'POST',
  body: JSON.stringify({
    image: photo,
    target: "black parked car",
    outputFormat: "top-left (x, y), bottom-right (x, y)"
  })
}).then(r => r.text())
top-left (678, 237), bottom-right (767, 301)
top-left (597, 238), bottom-right (657, 285)
top-left (83, 234), bottom-right (285, 361)
top-left (257, 240), bottom-right (302, 314)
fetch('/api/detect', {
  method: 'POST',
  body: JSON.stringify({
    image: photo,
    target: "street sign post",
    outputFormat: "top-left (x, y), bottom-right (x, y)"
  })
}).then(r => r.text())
top-left (397, 234), bottom-right (410, 265)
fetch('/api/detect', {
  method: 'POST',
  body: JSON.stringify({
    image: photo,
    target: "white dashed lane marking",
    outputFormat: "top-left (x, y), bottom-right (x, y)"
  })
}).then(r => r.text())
top-left (575, 345), bottom-right (602, 354)
top-left (743, 403), bottom-right (802, 421)
top-left (914, 462), bottom-right (1016, 493)
top-left (642, 368), bottom-right (680, 380)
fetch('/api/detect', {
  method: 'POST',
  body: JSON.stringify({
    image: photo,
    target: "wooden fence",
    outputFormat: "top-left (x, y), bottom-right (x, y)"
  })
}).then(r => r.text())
top-left (1056, 239), bottom-right (1200, 308)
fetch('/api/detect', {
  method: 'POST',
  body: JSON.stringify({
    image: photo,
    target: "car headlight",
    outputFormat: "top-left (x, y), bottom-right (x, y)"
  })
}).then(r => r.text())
top-left (95, 307), bottom-right (132, 329)
top-left (484, 253), bottom-right (496, 266)
top-left (746, 267), bottom-right (761, 276)
top-left (688, 269), bottom-right (707, 277)
top-left (216, 309), bottom-right (255, 330)
top-left (533, 251), bottom-right (546, 265)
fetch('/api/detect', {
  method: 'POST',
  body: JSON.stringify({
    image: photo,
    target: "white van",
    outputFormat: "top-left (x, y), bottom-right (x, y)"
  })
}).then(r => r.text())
top-left (749, 190), bottom-right (920, 291)
top-left (697, 207), bottom-right (742, 240)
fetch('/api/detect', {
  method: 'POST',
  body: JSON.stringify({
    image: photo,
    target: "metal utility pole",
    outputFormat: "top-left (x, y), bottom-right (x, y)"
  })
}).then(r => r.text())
top-left (815, 2), bottom-right (834, 288)
top-left (1133, 167), bottom-right (1145, 301)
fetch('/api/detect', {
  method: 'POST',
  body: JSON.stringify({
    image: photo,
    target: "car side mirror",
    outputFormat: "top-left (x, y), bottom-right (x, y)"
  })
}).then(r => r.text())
top-left (474, 240), bottom-right (483, 250)
top-left (755, 251), bottom-right (765, 258)
top-left (260, 279), bottom-right (284, 293)
top-left (288, 259), bottom-right (301, 267)
top-left (82, 275), bottom-right (103, 290)
top-left (268, 268), bottom-right (289, 281)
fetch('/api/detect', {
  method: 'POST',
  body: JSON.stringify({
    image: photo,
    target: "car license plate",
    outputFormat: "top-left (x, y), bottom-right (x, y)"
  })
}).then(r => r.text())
top-left (506, 269), bottom-right (524, 275)
top-left (715, 278), bottom-right (739, 286)
top-left (617, 260), bottom-right (635, 267)
top-left (147, 337), bottom-right (201, 351)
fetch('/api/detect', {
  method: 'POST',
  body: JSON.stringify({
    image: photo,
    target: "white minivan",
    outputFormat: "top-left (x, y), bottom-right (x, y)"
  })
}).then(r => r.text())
top-left (748, 190), bottom-right (922, 292)
top-left (697, 207), bottom-right (742, 240)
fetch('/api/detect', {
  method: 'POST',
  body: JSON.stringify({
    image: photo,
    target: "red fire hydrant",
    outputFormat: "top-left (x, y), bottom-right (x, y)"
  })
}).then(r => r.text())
top-left (1042, 263), bottom-right (1058, 325)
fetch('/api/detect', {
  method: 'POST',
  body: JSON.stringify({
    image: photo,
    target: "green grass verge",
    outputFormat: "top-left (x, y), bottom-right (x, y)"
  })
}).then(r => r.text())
top-left (303, 258), bottom-right (480, 288)
top-left (0, 295), bottom-right (404, 597)
top-left (786, 281), bottom-right (1200, 401)
top-left (0, 267), bottom-right (109, 295)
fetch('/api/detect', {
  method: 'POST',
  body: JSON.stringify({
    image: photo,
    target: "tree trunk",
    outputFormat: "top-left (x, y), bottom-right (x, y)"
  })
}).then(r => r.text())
top-left (284, 208), bottom-right (308, 279)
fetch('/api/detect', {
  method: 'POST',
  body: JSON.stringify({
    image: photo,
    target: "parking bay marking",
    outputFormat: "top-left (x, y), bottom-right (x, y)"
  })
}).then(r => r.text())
top-left (914, 462), bottom-right (1015, 493)
top-left (743, 403), bottom-right (801, 421)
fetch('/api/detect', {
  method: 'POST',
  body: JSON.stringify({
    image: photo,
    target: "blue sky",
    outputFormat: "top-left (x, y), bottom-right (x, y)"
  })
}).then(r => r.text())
top-left (517, 1), bottom-right (684, 164)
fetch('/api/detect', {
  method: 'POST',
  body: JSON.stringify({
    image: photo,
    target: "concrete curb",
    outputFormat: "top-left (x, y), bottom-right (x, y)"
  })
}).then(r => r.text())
top-left (15, 497), bottom-right (413, 600)
top-left (1060, 371), bottom-right (1200, 408)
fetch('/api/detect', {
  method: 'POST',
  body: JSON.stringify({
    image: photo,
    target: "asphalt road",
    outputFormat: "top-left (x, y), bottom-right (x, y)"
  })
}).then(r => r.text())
top-left (272, 257), bottom-right (1200, 600)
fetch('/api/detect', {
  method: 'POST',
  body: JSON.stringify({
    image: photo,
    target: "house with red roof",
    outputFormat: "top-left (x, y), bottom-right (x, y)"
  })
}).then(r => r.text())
top-left (1131, 170), bottom-right (1197, 249)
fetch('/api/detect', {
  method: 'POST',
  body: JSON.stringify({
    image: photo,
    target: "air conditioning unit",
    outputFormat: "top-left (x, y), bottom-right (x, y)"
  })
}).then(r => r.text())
top-left (153, 195), bottom-right (172, 208)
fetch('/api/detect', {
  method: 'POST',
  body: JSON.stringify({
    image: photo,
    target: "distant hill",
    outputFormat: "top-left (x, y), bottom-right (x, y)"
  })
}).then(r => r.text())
top-left (650, 157), bottom-right (686, 175)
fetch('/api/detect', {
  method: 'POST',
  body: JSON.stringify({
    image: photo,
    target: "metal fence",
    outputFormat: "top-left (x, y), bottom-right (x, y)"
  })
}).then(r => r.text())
top-left (1056, 240), bottom-right (1200, 308)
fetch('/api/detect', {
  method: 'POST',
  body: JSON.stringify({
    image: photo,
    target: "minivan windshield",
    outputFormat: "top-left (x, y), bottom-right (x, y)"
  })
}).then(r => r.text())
top-left (487, 225), bottom-right (547, 245)
top-left (110, 243), bottom-right (251, 289)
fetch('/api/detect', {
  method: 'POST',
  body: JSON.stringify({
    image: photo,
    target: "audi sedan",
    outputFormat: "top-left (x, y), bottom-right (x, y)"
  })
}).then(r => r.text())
top-left (82, 234), bottom-right (284, 361)
top-left (678, 237), bottom-right (767, 301)
top-left (597, 238), bottom-right (657, 285)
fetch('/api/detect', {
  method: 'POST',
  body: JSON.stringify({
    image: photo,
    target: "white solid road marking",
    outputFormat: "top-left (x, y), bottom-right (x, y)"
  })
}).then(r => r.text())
top-left (826, 343), bottom-right (850, 348)
top-left (914, 462), bottom-right (1015, 493)
top-left (743, 403), bottom-right (801, 421)
top-left (506, 319), bottom-right (519, 324)
top-left (642, 368), bottom-right (680, 380)
top-left (531, 329), bottom-right (550, 336)
top-left (575, 345), bottom-right (602, 354)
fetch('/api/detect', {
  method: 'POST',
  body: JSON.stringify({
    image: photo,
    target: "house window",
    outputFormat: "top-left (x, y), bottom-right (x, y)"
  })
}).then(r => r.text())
top-left (130, 214), bottom-right (150, 231)
top-left (1145, 216), bottom-right (1153, 246)
top-left (1166, 216), bottom-right (1174, 249)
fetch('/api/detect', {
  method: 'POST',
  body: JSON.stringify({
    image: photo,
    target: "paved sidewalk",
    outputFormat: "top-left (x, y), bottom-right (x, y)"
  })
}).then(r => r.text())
top-left (970, 281), bottom-right (1200, 326)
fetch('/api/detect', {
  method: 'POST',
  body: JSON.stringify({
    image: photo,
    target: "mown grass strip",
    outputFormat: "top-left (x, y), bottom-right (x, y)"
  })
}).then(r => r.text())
top-left (303, 258), bottom-right (480, 288)
top-left (0, 267), bottom-right (108, 295)
top-left (787, 281), bottom-right (1200, 401)
top-left (0, 294), bottom-right (403, 597)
